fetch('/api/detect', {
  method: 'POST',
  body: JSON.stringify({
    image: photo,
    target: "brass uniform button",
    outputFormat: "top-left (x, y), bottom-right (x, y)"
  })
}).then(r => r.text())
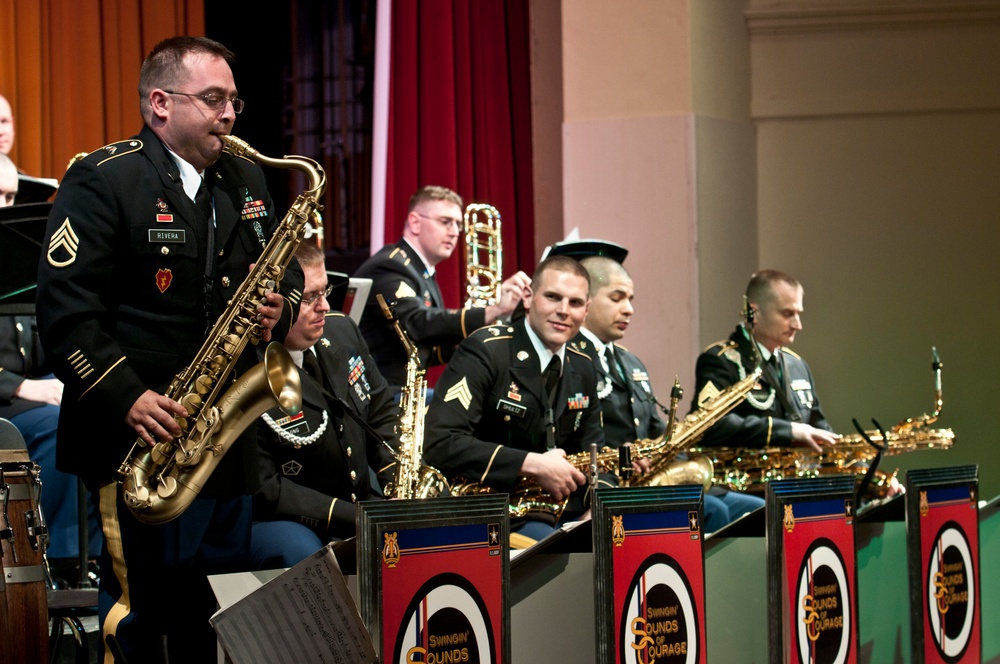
top-left (634, 417), bottom-right (641, 427)
top-left (160, 246), bottom-right (169, 255)
top-left (346, 447), bottom-right (353, 457)
top-left (504, 415), bottom-right (510, 422)
top-left (221, 276), bottom-right (230, 287)
top-left (350, 470), bottom-right (357, 480)
top-left (351, 493), bottom-right (357, 502)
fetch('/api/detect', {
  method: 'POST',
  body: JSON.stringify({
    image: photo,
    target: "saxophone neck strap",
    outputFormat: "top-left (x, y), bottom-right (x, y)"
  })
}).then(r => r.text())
top-left (758, 352), bottom-right (801, 423)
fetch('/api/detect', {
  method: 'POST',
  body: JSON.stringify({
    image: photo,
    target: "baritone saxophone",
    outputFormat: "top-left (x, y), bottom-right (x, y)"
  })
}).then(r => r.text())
top-left (118, 134), bottom-right (326, 524)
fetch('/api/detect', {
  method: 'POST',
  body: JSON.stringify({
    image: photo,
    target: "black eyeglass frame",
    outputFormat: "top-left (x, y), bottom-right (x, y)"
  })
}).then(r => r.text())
top-left (163, 90), bottom-right (244, 114)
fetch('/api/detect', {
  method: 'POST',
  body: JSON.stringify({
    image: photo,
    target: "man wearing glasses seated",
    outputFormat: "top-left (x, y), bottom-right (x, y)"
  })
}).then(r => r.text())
top-left (354, 185), bottom-right (530, 391)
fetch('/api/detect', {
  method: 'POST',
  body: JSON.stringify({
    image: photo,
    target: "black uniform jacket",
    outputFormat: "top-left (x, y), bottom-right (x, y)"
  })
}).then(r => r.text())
top-left (0, 316), bottom-right (51, 420)
top-left (573, 332), bottom-right (666, 446)
top-left (253, 313), bottom-right (398, 540)
top-left (423, 321), bottom-right (605, 501)
top-left (36, 126), bottom-right (302, 490)
top-left (354, 239), bottom-right (487, 387)
top-left (692, 325), bottom-right (830, 448)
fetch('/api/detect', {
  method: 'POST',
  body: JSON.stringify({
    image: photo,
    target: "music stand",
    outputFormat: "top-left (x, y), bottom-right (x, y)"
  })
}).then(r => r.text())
top-left (0, 202), bottom-right (50, 315)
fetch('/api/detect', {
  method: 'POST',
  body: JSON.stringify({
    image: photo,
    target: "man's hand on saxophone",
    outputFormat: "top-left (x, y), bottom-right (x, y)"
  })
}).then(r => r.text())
top-left (791, 422), bottom-right (840, 453)
top-left (256, 290), bottom-right (285, 343)
top-left (520, 449), bottom-right (587, 502)
top-left (126, 392), bottom-right (189, 447)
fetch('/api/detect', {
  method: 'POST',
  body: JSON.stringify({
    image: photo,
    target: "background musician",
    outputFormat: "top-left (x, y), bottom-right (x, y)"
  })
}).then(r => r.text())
top-left (693, 269), bottom-right (839, 451)
top-left (36, 37), bottom-right (300, 662)
top-left (354, 185), bottom-right (530, 391)
top-left (251, 242), bottom-right (398, 569)
top-left (575, 254), bottom-right (763, 531)
top-left (423, 255), bottom-right (609, 541)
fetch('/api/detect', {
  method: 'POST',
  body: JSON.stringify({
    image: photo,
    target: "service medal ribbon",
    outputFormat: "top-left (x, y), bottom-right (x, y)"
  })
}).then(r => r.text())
top-left (567, 393), bottom-right (590, 410)
top-left (348, 355), bottom-right (365, 386)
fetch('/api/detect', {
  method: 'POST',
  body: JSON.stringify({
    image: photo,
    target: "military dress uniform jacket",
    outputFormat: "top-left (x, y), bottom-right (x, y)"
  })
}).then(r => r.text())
top-left (354, 239), bottom-right (487, 388)
top-left (36, 126), bottom-right (302, 490)
top-left (574, 332), bottom-right (666, 445)
top-left (253, 313), bottom-right (398, 540)
top-left (0, 316), bottom-right (51, 420)
top-left (423, 322), bottom-right (606, 511)
top-left (692, 325), bottom-right (830, 448)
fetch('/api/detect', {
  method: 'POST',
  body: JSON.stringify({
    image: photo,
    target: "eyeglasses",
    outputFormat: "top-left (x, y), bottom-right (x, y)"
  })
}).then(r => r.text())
top-left (163, 90), bottom-right (244, 114)
top-left (414, 212), bottom-right (462, 231)
top-left (301, 284), bottom-right (334, 307)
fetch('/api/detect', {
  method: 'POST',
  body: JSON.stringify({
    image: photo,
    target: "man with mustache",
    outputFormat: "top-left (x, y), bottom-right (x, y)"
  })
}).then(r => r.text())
top-left (36, 36), bottom-right (301, 662)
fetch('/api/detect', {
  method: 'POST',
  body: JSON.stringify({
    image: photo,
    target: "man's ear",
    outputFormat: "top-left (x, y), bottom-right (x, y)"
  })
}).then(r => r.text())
top-left (149, 90), bottom-right (170, 120)
top-left (404, 211), bottom-right (421, 236)
top-left (521, 284), bottom-right (533, 310)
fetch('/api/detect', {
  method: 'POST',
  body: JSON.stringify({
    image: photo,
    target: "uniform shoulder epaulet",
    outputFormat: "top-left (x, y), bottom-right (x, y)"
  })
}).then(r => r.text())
top-left (478, 324), bottom-right (513, 343)
top-left (779, 347), bottom-right (801, 360)
top-left (387, 246), bottom-right (412, 268)
top-left (612, 342), bottom-right (630, 353)
top-left (567, 344), bottom-right (590, 359)
top-left (705, 340), bottom-right (735, 355)
top-left (90, 139), bottom-right (143, 166)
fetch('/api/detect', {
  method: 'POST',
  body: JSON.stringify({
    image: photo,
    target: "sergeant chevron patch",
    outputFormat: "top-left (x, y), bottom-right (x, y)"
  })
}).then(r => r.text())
top-left (47, 217), bottom-right (79, 267)
top-left (395, 281), bottom-right (417, 299)
top-left (443, 377), bottom-right (472, 410)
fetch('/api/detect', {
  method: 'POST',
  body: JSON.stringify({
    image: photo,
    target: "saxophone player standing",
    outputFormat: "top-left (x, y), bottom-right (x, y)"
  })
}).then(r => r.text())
top-left (36, 37), bottom-right (301, 663)
top-left (354, 186), bottom-right (530, 391)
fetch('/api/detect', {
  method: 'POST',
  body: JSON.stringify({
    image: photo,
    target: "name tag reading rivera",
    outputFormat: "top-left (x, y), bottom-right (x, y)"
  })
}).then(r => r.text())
top-left (148, 229), bottom-right (187, 243)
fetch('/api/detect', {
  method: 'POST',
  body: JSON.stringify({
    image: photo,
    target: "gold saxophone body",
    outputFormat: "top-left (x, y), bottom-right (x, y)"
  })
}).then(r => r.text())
top-left (376, 295), bottom-right (448, 499)
top-left (117, 135), bottom-right (325, 524)
top-left (463, 203), bottom-right (502, 308)
top-left (450, 368), bottom-right (761, 519)
top-left (696, 347), bottom-right (953, 497)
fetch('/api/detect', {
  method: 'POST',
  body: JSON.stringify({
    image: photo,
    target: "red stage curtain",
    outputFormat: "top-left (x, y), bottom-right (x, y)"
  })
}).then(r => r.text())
top-left (0, 0), bottom-right (204, 179)
top-left (385, 0), bottom-right (535, 314)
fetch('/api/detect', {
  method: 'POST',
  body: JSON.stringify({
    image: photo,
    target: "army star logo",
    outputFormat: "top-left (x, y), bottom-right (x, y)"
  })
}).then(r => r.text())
top-left (443, 377), bottom-right (472, 410)
top-left (281, 460), bottom-right (302, 476)
top-left (47, 217), bottom-right (80, 267)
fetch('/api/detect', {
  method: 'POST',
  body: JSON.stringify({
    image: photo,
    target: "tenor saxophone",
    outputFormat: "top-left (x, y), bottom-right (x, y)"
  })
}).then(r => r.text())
top-left (377, 295), bottom-right (448, 499)
top-left (117, 135), bottom-right (325, 524)
top-left (450, 369), bottom-right (760, 519)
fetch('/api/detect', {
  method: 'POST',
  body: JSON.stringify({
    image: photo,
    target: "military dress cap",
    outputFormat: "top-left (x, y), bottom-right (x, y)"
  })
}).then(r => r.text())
top-left (541, 238), bottom-right (628, 264)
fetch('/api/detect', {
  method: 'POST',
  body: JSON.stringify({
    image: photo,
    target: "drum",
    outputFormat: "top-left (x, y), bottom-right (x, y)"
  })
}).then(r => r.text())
top-left (1, 451), bottom-right (50, 664)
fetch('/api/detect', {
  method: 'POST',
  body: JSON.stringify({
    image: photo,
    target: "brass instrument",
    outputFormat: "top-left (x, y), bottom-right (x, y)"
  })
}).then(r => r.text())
top-left (118, 134), bottom-right (325, 524)
top-left (463, 203), bottom-right (502, 308)
top-left (697, 347), bottom-right (954, 497)
top-left (377, 295), bottom-right (447, 499)
top-left (450, 368), bottom-right (761, 519)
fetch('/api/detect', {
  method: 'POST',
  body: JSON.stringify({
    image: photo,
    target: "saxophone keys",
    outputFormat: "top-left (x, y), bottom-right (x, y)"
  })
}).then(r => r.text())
top-left (180, 393), bottom-right (202, 413)
top-left (195, 375), bottom-right (214, 395)
top-left (151, 442), bottom-right (172, 465)
top-left (156, 475), bottom-right (178, 499)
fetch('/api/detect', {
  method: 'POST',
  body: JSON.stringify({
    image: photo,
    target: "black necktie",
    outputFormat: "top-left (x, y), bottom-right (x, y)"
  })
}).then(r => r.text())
top-left (769, 353), bottom-right (783, 386)
top-left (194, 177), bottom-right (212, 222)
top-left (543, 355), bottom-right (561, 404)
top-left (302, 349), bottom-right (322, 381)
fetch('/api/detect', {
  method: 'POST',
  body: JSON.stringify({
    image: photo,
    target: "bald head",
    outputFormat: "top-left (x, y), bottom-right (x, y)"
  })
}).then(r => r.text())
top-left (0, 95), bottom-right (14, 156)
top-left (0, 152), bottom-right (18, 207)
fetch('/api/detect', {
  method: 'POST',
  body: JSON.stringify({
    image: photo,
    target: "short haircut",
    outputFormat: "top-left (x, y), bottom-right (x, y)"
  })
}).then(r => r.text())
top-left (139, 37), bottom-right (236, 118)
top-left (294, 241), bottom-right (326, 269)
top-left (746, 269), bottom-right (800, 305)
top-left (531, 255), bottom-right (590, 295)
top-left (407, 185), bottom-right (463, 213)
top-left (580, 255), bottom-right (629, 291)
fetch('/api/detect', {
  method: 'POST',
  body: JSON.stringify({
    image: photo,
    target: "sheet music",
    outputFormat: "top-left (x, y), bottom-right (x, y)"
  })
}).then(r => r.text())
top-left (209, 543), bottom-right (376, 664)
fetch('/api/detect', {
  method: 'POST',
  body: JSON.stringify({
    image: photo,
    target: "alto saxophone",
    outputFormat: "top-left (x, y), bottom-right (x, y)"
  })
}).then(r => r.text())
top-left (377, 295), bottom-right (447, 499)
top-left (450, 369), bottom-right (761, 519)
top-left (463, 203), bottom-right (502, 308)
top-left (117, 135), bottom-right (326, 524)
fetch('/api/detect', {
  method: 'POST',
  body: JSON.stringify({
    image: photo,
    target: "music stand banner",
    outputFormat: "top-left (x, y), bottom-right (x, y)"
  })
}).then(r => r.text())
top-left (357, 495), bottom-right (510, 664)
top-left (766, 477), bottom-right (858, 664)
top-left (906, 465), bottom-right (980, 664)
top-left (593, 485), bottom-right (706, 664)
